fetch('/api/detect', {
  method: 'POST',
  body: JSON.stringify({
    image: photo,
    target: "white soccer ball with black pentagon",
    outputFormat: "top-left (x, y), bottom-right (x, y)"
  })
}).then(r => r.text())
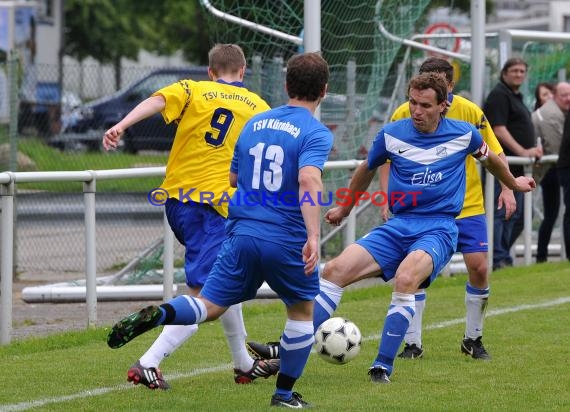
top-left (314, 317), bottom-right (361, 364)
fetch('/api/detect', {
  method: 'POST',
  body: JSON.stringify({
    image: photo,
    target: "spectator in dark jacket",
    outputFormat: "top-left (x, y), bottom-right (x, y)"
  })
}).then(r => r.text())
top-left (483, 58), bottom-right (542, 270)
top-left (557, 112), bottom-right (570, 260)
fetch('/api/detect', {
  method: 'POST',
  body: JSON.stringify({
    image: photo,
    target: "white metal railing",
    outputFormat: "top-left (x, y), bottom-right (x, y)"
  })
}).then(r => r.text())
top-left (499, 29), bottom-right (570, 69)
top-left (484, 155), bottom-right (560, 272)
top-left (0, 166), bottom-right (169, 345)
top-left (0, 156), bottom-right (558, 344)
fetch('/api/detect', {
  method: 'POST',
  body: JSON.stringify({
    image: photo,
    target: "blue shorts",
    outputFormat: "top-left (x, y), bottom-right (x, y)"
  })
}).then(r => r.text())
top-left (456, 214), bottom-right (488, 253)
top-left (356, 216), bottom-right (457, 289)
top-left (201, 235), bottom-right (319, 308)
top-left (164, 198), bottom-right (226, 288)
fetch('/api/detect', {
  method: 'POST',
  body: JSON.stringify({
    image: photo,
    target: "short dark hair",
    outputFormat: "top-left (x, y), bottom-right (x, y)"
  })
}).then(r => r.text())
top-left (419, 57), bottom-right (454, 84)
top-left (208, 44), bottom-right (246, 77)
top-left (500, 57), bottom-right (528, 76)
top-left (286, 52), bottom-right (329, 101)
top-left (408, 72), bottom-right (448, 104)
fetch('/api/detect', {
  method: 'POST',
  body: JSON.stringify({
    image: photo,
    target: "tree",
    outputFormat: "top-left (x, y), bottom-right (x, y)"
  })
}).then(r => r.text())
top-left (134, 0), bottom-right (212, 65)
top-left (64, 0), bottom-right (154, 89)
top-left (64, 0), bottom-right (212, 90)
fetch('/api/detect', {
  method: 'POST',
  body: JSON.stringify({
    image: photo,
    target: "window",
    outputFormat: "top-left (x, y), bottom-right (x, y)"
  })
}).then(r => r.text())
top-left (38, 0), bottom-right (54, 24)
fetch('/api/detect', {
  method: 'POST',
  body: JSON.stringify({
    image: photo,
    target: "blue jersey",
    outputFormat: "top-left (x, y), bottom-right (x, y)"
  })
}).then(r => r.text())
top-left (228, 105), bottom-right (333, 245)
top-left (368, 118), bottom-right (485, 218)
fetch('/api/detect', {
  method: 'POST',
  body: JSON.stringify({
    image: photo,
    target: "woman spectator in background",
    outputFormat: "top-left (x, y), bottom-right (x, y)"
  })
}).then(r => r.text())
top-left (531, 82), bottom-right (570, 262)
top-left (534, 82), bottom-right (554, 111)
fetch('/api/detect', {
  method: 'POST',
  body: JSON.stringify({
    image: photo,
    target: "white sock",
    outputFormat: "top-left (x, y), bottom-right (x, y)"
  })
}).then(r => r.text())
top-left (465, 283), bottom-right (489, 339)
top-left (319, 277), bottom-right (344, 302)
top-left (139, 324), bottom-right (199, 369)
top-left (220, 303), bottom-right (254, 372)
top-left (404, 290), bottom-right (426, 347)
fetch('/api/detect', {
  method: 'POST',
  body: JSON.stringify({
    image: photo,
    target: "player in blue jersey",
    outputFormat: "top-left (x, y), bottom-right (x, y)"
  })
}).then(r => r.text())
top-left (387, 59), bottom-right (515, 361)
top-left (107, 52), bottom-right (333, 409)
top-left (317, 73), bottom-right (535, 383)
top-left (103, 44), bottom-right (275, 390)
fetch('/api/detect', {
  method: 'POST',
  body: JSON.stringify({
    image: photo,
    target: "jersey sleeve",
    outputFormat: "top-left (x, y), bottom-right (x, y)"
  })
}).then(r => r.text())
top-left (152, 80), bottom-right (193, 124)
top-left (367, 129), bottom-right (389, 169)
top-left (468, 127), bottom-right (489, 162)
top-left (299, 127), bottom-right (334, 171)
top-left (230, 119), bottom-right (251, 175)
top-left (256, 98), bottom-right (271, 113)
top-left (477, 111), bottom-right (503, 155)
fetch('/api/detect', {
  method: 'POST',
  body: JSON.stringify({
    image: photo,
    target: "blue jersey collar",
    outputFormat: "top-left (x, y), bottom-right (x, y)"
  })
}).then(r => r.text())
top-left (216, 79), bottom-right (244, 88)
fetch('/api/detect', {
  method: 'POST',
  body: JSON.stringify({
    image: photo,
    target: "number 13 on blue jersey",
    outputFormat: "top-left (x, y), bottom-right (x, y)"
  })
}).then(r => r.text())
top-left (249, 143), bottom-right (284, 191)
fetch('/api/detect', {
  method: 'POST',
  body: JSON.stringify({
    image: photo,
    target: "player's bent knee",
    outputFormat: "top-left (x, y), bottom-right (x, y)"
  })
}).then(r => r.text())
top-left (201, 299), bottom-right (227, 321)
top-left (321, 259), bottom-right (343, 282)
top-left (393, 271), bottom-right (423, 293)
top-left (321, 259), bottom-right (356, 288)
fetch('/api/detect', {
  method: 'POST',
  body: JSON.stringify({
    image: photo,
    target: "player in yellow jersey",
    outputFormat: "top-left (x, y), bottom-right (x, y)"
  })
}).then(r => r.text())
top-left (102, 44), bottom-right (277, 389)
top-left (383, 58), bottom-right (516, 360)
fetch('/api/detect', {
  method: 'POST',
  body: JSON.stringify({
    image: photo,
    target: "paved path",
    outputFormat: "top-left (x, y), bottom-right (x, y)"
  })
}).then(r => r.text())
top-left (9, 276), bottom-right (385, 341)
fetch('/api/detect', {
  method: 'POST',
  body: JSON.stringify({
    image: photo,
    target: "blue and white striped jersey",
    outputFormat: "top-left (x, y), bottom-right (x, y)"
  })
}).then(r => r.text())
top-left (368, 117), bottom-right (487, 218)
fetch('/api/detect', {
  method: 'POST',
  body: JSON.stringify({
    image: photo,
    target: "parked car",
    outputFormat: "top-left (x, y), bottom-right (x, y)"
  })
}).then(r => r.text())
top-left (56, 68), bottom-right (211, 153)
top-left (49, 66), bottom-right (387, 155)
top-left (59, 90), bottom-right (83, 132)
top-left (18, 82), bottom-right (63, 137)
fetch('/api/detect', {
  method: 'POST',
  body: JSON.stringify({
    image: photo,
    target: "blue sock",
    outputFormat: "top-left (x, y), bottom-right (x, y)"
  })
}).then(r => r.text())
top-left (274, 319), bottom-right (314, 400)
top-left (313, 278), bottom-right (344, 330)
top-left (373, 292), bottom-right (415, 375)
top-left (415, 290), bottom-right (426, 302)
top-left (157, 295), bottom-right (208, 325)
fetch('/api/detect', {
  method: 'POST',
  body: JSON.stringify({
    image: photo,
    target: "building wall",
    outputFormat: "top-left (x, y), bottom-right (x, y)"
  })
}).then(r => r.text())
top-left (550, 1), bottom-right (570, 31)
top-left (62, 50), bottom-right (189, 100)
top-left (33, 0), bottom-right (191, 99)
top-left (35, 0), bottom-right (60, 73)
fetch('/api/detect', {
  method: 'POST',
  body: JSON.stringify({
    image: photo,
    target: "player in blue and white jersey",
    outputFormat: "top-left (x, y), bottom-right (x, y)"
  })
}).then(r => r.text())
top-left (107, 52), bottom-right (333, 409)
top-left (315, 73), bottom-right (535, 383)
top-left (371, 116), bottom-right (483, 217)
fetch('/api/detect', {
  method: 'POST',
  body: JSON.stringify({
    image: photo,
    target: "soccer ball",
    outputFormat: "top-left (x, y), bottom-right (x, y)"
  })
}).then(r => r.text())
top-left (314, 317), bottom-right (362, 364)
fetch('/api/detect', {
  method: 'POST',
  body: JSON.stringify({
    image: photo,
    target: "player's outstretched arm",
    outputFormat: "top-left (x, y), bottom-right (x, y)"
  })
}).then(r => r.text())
top-left (102, 95), bottom-right (166, 151)
top-left (325, 160), bottom-right (377, 226)
top-left (481, 150), bottom-right (536, 193)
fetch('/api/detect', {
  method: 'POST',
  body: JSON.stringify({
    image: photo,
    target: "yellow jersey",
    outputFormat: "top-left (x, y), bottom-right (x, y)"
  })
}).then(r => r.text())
top-left (391, 94), bottom-right (503, 218)
top-left (155, 79), bottom-right (270, 217)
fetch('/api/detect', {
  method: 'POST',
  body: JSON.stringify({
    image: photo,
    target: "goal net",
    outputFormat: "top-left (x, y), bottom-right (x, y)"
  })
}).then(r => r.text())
top-left (201, 0), bottom-right (432, 256)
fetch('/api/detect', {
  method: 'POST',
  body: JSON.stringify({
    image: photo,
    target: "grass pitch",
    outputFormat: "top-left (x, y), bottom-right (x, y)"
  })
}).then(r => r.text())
top-left (1, 262), bottom-right (569, 411)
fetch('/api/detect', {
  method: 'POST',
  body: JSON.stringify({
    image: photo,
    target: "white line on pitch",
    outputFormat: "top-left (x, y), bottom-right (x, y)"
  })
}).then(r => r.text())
top-left (2, 296), bottom-right (569, 412)
top-left (360, 296), bottom-right (570, 343)
top-left (0, 364), bottom-right (233, 412)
